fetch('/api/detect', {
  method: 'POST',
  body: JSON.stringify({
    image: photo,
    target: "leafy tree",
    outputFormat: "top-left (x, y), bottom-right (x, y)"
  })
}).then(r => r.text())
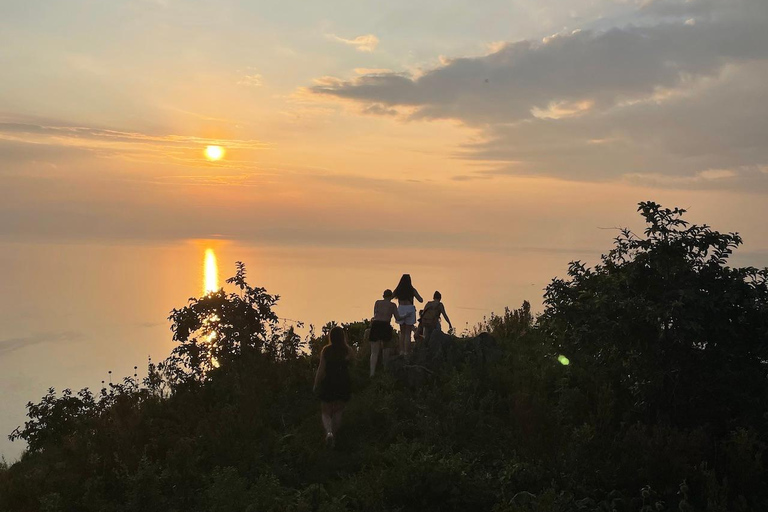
top-left (168, 261), bottom-right (303, 379)
top-left (542, 201), bottom-right (768, 428)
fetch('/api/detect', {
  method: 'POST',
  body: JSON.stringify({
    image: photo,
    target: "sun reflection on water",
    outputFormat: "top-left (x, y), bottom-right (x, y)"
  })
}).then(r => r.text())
top-left (204, 248), bottom-right (218, 294)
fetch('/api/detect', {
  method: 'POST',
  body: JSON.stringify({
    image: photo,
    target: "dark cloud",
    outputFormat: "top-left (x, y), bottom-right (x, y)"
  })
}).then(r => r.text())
top-left (311, 0), bottom-right (768, 188)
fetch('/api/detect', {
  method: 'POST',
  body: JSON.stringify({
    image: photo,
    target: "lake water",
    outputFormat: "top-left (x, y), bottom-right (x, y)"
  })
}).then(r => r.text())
top-left (0, 239), bottom-right (586, 461)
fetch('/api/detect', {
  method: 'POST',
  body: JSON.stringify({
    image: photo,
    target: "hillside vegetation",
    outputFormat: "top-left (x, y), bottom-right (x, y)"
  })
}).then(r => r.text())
top-left (2, 202), bottom-right (767, 512)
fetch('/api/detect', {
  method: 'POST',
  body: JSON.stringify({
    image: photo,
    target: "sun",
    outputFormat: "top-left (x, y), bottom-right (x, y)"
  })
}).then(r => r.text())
top-left (204, 145), bottom-right (225, 161)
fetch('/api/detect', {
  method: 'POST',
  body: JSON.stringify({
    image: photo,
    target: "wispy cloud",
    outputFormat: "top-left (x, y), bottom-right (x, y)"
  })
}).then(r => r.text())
top-left (354, 68), bottom-right (392, 75)
top-left (0, 117), bottom-right (267, 170)
top-left (237, 67), bottom-right (263, 87)
top-left (328, 34), bottom-right (379, 52)
top-left (237, 74), bottom-right (263, 87)
top-left (0, 120), bottom-right (265, 150)
top-left (0, 332), bottom-right (84, 356)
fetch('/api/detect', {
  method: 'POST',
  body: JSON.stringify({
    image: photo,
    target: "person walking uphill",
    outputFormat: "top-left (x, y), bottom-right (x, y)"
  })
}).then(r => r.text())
top-left (369, 289), bottom-right (405, 376)
top-left (393, 274), bottom-right (423, 356)
top-left (421, 291), bottom-right (452, 343)
top-left (313, 326), bottom-right (352, 448)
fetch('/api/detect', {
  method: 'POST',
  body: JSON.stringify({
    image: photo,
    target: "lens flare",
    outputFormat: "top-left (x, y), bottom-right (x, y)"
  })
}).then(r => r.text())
top-left (205, 145), bottom-right (225, 161)
top-left (557, 354), bottom-right (570, 366)
top-left (204, 248), bottom-right (218, 293)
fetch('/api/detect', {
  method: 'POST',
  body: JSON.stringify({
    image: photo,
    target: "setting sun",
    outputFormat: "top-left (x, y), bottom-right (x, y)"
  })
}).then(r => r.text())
top-left (204, 145), bottom-right (225, 161)
top-left (203, 248), bottom-right (218, 293)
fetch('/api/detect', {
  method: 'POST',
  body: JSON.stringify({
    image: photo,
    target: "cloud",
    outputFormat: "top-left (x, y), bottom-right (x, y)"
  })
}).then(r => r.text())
top-left (0, 117), bottom-right (267, 170)
top-left (0, 120), bottom-right (265, 150)
top-left (360, 103), bottom-right (399, 116)
top-left (237, 74), bottom-right (262, 87)
top-left (0, 332), bottom-right (84, 356)
top-left (354, 68), bottom-right (392, 75)
top-left (328, 34), bottom-right (380, 52)
top-left (310, 0), bottom-right (768, 189)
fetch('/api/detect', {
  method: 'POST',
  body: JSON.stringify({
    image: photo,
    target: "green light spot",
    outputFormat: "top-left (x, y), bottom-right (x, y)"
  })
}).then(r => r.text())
top-left (557, 355), bottom-right (570, 366)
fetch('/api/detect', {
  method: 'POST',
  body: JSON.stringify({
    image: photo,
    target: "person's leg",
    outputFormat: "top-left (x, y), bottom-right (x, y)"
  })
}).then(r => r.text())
top-left (399, 326), bottom-right (407, 354)
top-left (370, 341), bottom-right (381, 376)
top-left (424, 326), bottom-right (432, 344)
top-left (331, 402), bottom-right (345, 434)
top-left (320, 402), bottom-right (333, 435)
top-left (382, 346), bottom-right (392, 365)
top-left (403, 325), bottom-right (413, 355)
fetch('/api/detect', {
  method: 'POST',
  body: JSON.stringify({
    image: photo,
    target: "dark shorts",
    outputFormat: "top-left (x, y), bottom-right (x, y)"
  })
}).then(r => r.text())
top-left (370, 320), bottom-right (393, 343)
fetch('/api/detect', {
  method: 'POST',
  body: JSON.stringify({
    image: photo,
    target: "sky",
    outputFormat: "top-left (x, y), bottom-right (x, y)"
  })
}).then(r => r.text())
top-left (2, 0), bottom-right (768, 460)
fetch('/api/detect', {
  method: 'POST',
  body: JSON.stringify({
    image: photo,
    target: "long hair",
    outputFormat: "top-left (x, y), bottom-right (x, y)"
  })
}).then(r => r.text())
top-left (323, 326), bottom-right (349, 361)
top-left (393, 274), bottom-right (415, 301)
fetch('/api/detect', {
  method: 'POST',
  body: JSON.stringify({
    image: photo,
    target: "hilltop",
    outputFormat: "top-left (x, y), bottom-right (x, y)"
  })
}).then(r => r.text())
top-left (1, 202), bottom-right (767, 512)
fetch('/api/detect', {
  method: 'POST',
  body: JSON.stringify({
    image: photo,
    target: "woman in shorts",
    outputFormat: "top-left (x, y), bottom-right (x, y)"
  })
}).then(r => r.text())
top-left (392, 274), bottom-right (423, 356)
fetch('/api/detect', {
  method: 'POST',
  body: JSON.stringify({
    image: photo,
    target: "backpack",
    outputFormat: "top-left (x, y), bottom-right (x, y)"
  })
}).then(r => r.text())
top-left (421, 301), bottom-right (441, 329)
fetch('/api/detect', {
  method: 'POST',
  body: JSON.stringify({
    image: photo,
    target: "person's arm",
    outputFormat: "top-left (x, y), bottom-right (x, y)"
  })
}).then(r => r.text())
top-left (441, 303), bottom-right (452, 329)
top-left (392, 302), bottom-right (405, 321)
top-left (414, 288), bottom-right (424, 303)
top-left (313, 353), bottom-right (326, 393)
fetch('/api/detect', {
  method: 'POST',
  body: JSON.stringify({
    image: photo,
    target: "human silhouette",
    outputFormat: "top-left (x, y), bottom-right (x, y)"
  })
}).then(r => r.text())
top-left (369, 289), bottom-right (404, 376)
top-left (313, 326), bottom-right (352, 448)
top-left (421, 290), bottom-right (452, 343)
top-left (392, 274), bottom-right (423, 355)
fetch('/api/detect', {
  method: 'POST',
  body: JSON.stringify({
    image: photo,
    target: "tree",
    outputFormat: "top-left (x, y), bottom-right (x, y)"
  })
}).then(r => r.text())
top-left (542, 201), bottom-right (768, 428)
top-left (168, 261), bottom-right (303, 379)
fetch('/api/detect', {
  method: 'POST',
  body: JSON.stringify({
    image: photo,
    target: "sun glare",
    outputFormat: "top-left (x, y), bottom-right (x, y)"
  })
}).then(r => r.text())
top-left (204, 248), bottom-right (219, 293)
top-left (205, 145), bottom-right (225, 161)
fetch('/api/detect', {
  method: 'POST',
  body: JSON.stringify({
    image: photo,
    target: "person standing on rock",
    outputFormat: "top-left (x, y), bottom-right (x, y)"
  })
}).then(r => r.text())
top-left (393, 274), bottom-right (423, 355)
top-left (421, 291), bottom-right (453, 343)
top-left (313, 326), bottom-right (352, 448)
top-left (369, 289), bottom-right (405, 376)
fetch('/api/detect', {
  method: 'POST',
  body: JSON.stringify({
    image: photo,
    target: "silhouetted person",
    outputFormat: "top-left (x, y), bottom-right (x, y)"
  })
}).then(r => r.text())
top-left (421, 291), bottom-right (452, 343)
top-left (313, 326), bottom-right (352, 448)
top-left (393, 274), bottom-right (423, 355)
top-left (369, 289), bottom-right (404, 376)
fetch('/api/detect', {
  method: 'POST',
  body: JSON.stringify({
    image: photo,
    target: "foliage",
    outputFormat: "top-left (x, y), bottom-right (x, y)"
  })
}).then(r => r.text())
top-left (168, 261), bottom-right (304, 379)
top-left (2, 203), bottom-right (768, 511)
top-left (542, 201), bottom-right (768, 429)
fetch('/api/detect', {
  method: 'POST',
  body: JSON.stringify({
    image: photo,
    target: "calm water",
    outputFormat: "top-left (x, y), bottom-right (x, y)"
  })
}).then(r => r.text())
top-left (2, 235), bottom-right (765, 460)
top-left (0, 239), bottom-right (586, 460)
